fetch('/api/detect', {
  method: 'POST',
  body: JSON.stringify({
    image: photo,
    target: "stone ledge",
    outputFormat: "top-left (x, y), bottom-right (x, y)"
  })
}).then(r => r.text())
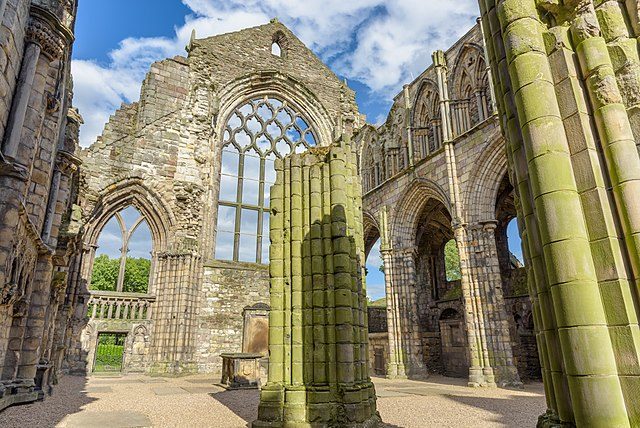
top-left (0, 391), bottom-right (39, 412)
top-left (204, 259), bottom-right (269, 271)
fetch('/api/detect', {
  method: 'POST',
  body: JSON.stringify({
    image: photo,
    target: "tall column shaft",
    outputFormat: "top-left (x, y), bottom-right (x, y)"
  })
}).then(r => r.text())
top-left (254, 138), bottom-right (379, 428)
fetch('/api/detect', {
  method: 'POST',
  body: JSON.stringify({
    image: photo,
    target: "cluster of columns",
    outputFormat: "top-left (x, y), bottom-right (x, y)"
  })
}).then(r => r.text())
top-left (480, 0), bottom-right (640, 425)
top-left (0, 1), bottom-right (80, 409)
top-left (254, 138), bottom-right (379, 427)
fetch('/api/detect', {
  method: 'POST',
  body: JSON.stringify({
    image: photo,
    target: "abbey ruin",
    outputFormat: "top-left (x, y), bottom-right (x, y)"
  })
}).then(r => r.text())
top-left (2, 0), bottom-right (640, 426)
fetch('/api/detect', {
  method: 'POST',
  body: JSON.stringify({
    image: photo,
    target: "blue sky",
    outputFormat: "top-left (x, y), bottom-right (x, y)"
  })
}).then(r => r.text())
top-left (71, 0), bottom-right (480, 147)
top-left (72, 1), bottom-right (528, 300)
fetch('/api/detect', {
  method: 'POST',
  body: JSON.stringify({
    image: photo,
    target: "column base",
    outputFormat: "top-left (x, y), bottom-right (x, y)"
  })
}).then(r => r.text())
top-left (537, 409), bottom-right (572, 427)
top-left (467, 366), bottom-right (496, 387)
top-left (253, 382), bottom-right (381, 427)
top-left (493, 364), bottom-right (522, 388)
top-left (385, 362), bottom-right (407, 379)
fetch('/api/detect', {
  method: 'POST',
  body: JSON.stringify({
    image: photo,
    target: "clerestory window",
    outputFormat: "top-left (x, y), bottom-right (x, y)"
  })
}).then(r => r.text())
top-left (215, 96), bottom-right (318, 263)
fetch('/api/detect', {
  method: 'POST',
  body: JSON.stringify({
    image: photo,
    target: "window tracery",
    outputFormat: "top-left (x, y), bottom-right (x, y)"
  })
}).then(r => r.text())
top-left (215, 96), bottom-right (318, 263)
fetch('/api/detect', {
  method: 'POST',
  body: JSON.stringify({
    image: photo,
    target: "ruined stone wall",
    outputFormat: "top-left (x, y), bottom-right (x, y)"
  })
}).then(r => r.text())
top-left (0, 0), bottom-right (30, 143)
top-left (358, 22), bottom-right (533, 385)
top-left (196, 261), bottom-right (269, 373)
top-left (367, 306), bottom-right (387, 334)
top-left (71, 21), bottom-right (359, 377)
top-left (0, 0), bottom-right (80, 411)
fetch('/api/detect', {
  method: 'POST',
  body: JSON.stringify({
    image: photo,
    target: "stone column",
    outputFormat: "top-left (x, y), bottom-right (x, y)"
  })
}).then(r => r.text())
top-left (2, 42), bottom-right (41, 160)
top-left (254, 137), bottom-right (379, 428)
top-left (149, 251), bottom-right (202, 374)
top-left (17, 255), bottom-right (54, 382)
top-left (374, 206), bottom-right (406, 379)
top-left (404, 85), bottom-right (415, 166)
top-left (392, 248), bottom-right (427, 378)
top-left (480, 0), bottom-right (640, 425)
top-left (463, 221), bottom-right (520, 386)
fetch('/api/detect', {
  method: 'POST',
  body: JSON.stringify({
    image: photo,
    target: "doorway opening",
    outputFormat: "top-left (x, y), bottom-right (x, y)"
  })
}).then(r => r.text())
top-left (93, 333), bottom-right (127, 373)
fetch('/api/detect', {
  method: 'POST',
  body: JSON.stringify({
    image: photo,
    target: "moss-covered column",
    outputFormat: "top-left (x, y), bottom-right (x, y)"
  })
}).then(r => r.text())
top-left (479, 0), bottom-right (570, 422)
top-left (480, 0), bottom-right (636, 425)
top-left (570, 1), bottom-right (640, 305)
top-left (253, 137), bottom-right (380, 428)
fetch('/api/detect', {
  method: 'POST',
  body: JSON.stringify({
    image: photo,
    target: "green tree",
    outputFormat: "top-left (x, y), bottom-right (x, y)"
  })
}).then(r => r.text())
top-left (123, 257), bottom-right (150, 293)
top-left (90, 255), bottom-right (150, 293)
top-left (444, 239), bottom-right (462, 281)
top-left (90, 254), bottom-right (119, 291)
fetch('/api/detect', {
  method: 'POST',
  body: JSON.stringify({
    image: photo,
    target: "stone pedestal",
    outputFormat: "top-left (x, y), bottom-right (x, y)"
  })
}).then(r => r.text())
top-left (220, 353), bottom-right (263, 389)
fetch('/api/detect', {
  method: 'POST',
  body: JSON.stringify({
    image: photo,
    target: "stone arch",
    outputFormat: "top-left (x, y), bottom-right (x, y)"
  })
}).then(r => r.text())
top-left (215, 72), bottom-right (335, 149)
top-left (363, 210), bottom-right (381, 258)
top-left (450, 43), bottom-right (486, 100)
top-left (271, 30), bottom-right (289, 58)
top-left (84, 177), bottom-right (175, 254)
top-left (391, 178), bottom-right (451, 249)
top-left (411, 79), bottom-right (440, 126)
top-left (412, 79), bottom-right (441, 158)
top-left (359, 130), bottom-right (383, 193)
top-left (464, 135), bottom-right (508, 224)
top-left (450, 43), bottom-right (490, 133)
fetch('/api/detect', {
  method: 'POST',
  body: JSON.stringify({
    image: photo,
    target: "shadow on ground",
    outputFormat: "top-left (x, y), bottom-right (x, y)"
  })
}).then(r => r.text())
top-left (445, 394), bottom-right (545, 427)
top-left (0, 375), bottom-right (95, 428)
top-left (209, 388), bottom-right (260, 426)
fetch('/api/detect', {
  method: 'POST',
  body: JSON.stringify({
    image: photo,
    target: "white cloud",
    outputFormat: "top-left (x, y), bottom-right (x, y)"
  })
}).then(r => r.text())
top-left (72, 0), bottom-right (479, 147)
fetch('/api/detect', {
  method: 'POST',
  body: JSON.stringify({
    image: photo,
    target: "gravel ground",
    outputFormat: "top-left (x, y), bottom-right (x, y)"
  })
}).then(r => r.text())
top-left (0, 374), bottom-right (546, 427)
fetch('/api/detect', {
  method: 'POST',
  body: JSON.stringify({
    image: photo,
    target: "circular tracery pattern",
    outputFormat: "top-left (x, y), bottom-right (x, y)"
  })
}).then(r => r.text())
top-left (223, 97), bottom-right (317, 156)
top-left (216, 96), bottom-right (318, 264)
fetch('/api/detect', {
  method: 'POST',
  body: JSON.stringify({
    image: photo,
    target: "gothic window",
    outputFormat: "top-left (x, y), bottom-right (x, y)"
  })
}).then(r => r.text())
top-left (215, 96), bottom-right (318, 263)
top-left (271, 31), bottom-right (288, 58)
top-left (91, 206), bottom-right (152, 293)
top-left (413, 83), bottom-right (441, 158)
top-left (451, 46), bottom-right (492, 135)
top-left (271, 42), bottom-right (282, 57)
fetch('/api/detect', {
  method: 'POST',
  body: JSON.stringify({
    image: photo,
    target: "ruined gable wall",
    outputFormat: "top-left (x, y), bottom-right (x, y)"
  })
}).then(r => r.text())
top-left (78, 22), bottom-right (358, 374)
top-left (80, 57), bottom-right (193, 241)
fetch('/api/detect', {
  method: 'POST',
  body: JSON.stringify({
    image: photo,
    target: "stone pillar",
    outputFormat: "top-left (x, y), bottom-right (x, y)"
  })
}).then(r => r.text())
top-left (378, 207), bottom-right (408, 379)
top-left (149, 251), bottom-right (202, 374)
top-left (391, 248), bottom-right (427, 379)
top-left (480, 0), bottom-right (640, 425)
top-left (17, 255), bottom-right (54, 382)
top-left (404, 85), bottom-right (415, 166)
top-left (2, 42), bottom-right (41, 159)
top-left (254, 138), bottom-right (379, 427)
top-left (459, 221), bottom-right (520, 386)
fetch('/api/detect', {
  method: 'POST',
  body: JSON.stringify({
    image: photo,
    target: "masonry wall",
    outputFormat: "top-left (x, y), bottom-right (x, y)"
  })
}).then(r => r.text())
top-left (0, 0), bottom-right (81, 411)
top-left (196, 262), bottom-right (269, 373)
top-left (357, 23), bottom-right (536, 385)
top-left (69, 20), bottom-right (359, 377)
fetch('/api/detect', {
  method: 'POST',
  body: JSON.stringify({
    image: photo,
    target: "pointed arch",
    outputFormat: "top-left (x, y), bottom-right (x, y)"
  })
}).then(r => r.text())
top-left (391, 179), bottom-right (451, 249)
top-left (450, 43), bottom-right (491, 134)
top-left (412, 79), bottom-right (442, 158)
top-left (84, 178), bottom-right (175, 253)
top-left (464, 134), bottom-right (509, 224)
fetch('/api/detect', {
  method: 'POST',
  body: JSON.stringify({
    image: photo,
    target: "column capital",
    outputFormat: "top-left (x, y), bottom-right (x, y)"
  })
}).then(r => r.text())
top-left (26, 11), bottom-right (68, 60)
